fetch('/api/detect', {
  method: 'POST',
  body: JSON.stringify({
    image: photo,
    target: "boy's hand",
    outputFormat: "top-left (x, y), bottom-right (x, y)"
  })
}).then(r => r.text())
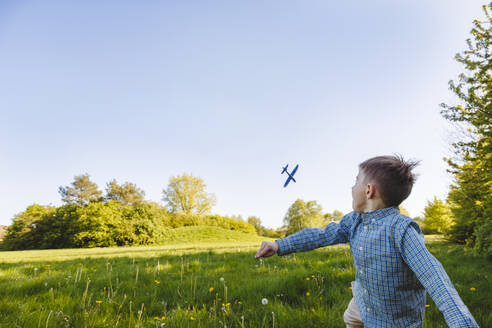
top-left (255, 241), bottom-right (279, 258)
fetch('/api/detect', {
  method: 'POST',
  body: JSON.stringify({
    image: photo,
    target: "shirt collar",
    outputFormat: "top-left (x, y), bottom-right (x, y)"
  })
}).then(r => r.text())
top-left (359, 206), bottom-right (400, 223)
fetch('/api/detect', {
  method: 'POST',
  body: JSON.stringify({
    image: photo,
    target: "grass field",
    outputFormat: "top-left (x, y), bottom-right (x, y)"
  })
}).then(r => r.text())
top-left (0, 230), bottom-right (490, 327)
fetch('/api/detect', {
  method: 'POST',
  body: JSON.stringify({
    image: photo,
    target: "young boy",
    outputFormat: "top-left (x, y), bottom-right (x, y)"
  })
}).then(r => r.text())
top-left (255, 155), bottom-right (478, 327)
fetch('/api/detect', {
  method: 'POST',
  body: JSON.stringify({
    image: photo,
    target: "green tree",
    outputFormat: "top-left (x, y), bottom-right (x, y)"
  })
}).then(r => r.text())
top-left (247, 216), bottom-right (263, 235)
top-left (284, 199), bottom-right (323, 235)
top-left (3, 204), bottom-right (56, 250)
top-left (162, 173), bottom-right (216, 215)
top-left (422, 197), bottom-right (454, 234)
top-left (105, 179), bottom-right (145, 205)
top-left (440, 4), bottom-right (492, 253)
top-left (399, 206), bottom-right (410, 216)
top-left (59, 174), bottom-right (103, 206)
top-left (323, 210), bottom-right (344, 225)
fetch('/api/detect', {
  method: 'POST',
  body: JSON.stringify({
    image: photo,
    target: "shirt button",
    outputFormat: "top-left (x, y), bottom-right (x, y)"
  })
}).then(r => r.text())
top-left (359, 247), bottom-right (363, 251)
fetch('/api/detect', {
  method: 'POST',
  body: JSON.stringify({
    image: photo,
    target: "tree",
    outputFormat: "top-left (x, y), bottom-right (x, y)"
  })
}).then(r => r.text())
top-left (440, 4), bottom-right (492, 254)
top-left (59, 174), bottom-right (102, 206)
top-left (422, 197), bottom-right (454, 234)
top-left (323, 210), bottom-right (344, 225)
top-left (3, 204), bottom-right (56, 250)
top-left (399, 206), bottom-right (410, 216)
top-left (247, 216), bottom-right (264, 235)
top-left (105, 179), bottom-right (145, 205)
top-left (284, 199), bottom-right (323, 235)
top-left (162, 173), bottom-right (216, 215)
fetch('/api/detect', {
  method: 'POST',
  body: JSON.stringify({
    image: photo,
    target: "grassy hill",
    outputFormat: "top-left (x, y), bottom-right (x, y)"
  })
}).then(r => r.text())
top-left (0, 226), bottom-right (273, 263)
top-left (163, 225), bottom-right (271, 244)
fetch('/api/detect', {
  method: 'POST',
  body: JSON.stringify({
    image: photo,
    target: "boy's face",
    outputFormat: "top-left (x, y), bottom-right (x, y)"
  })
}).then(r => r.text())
top-left (351, 169), bottom-right (368, 212)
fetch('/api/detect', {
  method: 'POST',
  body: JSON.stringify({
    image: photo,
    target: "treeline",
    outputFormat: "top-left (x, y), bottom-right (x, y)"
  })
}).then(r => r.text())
top-left (2, 202), bottom-right (256, 250)
top-left (438, 5), bottom-right (492, 259)
top-left (2, 172), bottom-right (348, 250)
top-left (2, 174), bottom-right (256, 250)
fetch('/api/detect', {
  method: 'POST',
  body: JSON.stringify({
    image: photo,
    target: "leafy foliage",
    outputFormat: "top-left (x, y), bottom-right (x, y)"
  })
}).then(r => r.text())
top-left (3, 174), bottom-right (256, 250)
top-left (323, 210), bottom-right (344, 226)
top-left (162, 173), bottom-right (216, 215)
top-left (284, 199), bottom-right (323, 235)
top-left (440, 4), bottom-right (492, 256)
top-left (105, 179), bottom-right (145, 205)
top-left (422, 197), bottom-right (454, 234)
top-left (58, 174), bottom-right (103, 206)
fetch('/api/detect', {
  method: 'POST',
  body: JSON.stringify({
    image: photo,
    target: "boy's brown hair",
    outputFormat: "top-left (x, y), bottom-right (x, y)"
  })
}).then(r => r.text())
top-left (359, 155), bottom-right (420, 207)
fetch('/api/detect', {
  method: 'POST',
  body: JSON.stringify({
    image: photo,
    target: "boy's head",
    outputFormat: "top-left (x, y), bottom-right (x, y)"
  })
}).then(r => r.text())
top-left (352, 155), bottom-right (419, 212)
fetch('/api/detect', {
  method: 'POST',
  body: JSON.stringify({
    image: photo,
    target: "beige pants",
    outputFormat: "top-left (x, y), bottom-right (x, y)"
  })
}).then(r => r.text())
top-left (343, 282), bottom-right (364, 328)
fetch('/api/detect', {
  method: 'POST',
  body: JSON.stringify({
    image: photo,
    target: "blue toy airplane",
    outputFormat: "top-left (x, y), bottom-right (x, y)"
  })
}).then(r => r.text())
top-left (282, 164), bottom-right (299, 187)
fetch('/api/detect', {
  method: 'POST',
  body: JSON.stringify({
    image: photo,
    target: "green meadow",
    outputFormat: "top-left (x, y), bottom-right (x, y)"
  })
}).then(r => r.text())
top-left (0, 229), bottom-right (490, 328)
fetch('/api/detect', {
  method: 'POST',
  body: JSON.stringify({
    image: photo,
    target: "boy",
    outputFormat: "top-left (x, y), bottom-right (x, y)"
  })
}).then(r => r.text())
top-left (255, 155), bottom-right (478, 327)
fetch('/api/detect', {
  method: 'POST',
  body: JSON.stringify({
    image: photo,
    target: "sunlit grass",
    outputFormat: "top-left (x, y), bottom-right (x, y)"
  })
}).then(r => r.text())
top-left (0, 236), bottom-right (489, 327)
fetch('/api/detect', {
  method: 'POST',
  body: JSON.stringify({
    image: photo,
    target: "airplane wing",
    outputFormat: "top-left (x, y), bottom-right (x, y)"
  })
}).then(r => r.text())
top-left (283, 176), bottom-right (293, 188)
top-left (291, 164), bottom-right (299, 177)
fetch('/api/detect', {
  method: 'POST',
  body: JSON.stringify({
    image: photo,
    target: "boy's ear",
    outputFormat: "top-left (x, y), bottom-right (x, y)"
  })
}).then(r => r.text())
top-left (366, 183), bottom-right (377, 199)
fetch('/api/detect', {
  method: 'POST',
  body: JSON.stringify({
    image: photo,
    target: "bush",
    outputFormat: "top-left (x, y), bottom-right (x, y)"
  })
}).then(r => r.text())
top-left (473, 220), bottom-right (492, 260)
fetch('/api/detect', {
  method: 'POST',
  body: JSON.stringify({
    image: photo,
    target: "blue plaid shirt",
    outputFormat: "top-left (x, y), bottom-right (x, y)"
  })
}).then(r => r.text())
top-left (276, 207), bottom-right (478, 328)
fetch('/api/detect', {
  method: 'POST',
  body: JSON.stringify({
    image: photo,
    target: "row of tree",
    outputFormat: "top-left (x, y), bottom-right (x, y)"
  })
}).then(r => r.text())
top-left (2, 174), bottom-right (253, 250)
top-left (3, 171), bottom-right (352, 250)
top-left (439, 5), bottom-right (491, 259)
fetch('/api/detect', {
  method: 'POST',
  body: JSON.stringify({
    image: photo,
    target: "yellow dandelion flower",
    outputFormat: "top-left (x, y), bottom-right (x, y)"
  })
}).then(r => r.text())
top-left (190, 316), bottom-right (195, 321)
top-left (425, 304), bottom-right (430, 308)
top-left (238, 301), bottom-right (243, 305)
top-left (311, 275), bottom-right (315, 278)
top-left (348, 286), bottom-right (352, 290)
top-left (226, 302), bottom-right (230, 307)
top-left (154, 280), bottom-right (160, 284)
top-left (306, 277), bottom-right (310, 281)
top-left (96, 300), bottom-right (102, 304)
top-left (161, 316), bottom-right (166, 320)
top-left (154, 317), bottom-right (159, 320)
top-left (470, 287), bottom-right (476, 291)
top-left (306, 292), bottom-right (310, 296)
top-left (209, 287), bottom-right (214, 292)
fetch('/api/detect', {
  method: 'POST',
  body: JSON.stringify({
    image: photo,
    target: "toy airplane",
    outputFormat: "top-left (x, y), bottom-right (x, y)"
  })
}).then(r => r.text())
top-left (282, 164), bottom-right (299, 187)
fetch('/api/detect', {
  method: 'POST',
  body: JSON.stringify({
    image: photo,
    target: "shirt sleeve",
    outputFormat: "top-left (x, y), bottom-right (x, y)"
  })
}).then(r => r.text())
top-left (396, 221), bottom-right (479, 328)
top-left (276, 212), bottom-right (355, 256)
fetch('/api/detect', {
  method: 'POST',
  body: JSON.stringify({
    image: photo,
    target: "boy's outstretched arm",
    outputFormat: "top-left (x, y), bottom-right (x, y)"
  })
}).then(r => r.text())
top-left (396, 222), bottom-right (479, 328)
top-left (255, 212), bottom-right (355, 258)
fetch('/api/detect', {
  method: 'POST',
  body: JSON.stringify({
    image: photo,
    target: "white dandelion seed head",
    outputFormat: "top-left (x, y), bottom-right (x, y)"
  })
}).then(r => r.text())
top-left (44, 282), bottom-right (48, 287)
top-left (34, 268), bottom-right (38, 271)
top-left (220, 277), bottom-right (224, 282)
top-left (160, 323), bottom-right (166, 327)
top-left (138, 310), bottom-right (142, 315)
top-left (262, 298), bottom-right (268, 305)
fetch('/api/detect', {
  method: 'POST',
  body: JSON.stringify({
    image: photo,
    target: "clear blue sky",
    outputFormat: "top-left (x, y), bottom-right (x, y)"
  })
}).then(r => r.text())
top-left (0, 1), bottom-right (487, 228)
